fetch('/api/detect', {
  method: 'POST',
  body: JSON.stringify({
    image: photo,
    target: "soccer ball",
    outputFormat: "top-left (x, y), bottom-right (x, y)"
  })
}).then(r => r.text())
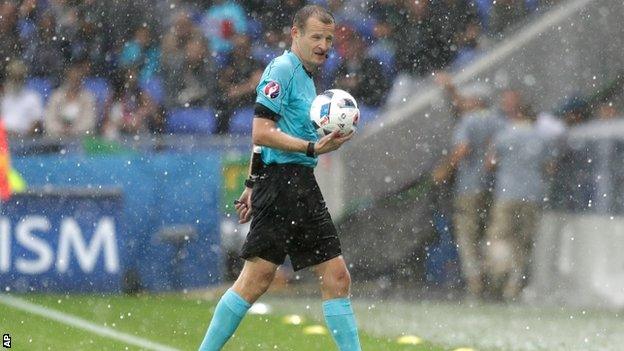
top-left (310, 89), bottom-right (360, 136)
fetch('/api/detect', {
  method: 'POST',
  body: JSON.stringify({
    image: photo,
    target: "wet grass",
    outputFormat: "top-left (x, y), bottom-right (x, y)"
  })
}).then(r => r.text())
top-left (0, 294), bottom-right (447, 351)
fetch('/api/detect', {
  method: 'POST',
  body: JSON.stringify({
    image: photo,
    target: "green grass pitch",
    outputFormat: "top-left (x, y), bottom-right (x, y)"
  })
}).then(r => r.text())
top-left (0, 294), bottom-right (447, 351)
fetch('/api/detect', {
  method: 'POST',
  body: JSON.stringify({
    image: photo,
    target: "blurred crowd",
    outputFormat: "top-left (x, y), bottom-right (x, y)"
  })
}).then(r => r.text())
top-left (0, 0), bottom-right (556, 139)
top-left (430, 72), bottom-right (623, 301)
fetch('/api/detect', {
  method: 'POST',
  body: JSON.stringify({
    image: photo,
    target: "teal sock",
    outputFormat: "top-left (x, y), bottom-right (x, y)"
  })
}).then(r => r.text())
top-left (198, 289), bottom-right (251, 351)
top-left (322, 298), bottom-right (362, 351)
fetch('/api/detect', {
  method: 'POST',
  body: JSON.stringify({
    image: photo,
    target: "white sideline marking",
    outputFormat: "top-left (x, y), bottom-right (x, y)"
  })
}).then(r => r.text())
top-left (0, 294), bottom-right (180, 351)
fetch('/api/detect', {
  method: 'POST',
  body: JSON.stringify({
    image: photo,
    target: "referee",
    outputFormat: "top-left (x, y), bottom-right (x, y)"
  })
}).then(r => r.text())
top-left (198, 5), bottom-right (361, 351)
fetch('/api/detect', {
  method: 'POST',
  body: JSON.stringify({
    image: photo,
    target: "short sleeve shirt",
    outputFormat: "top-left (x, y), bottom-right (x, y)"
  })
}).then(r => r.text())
top-left (453, 109), bottom-right (506, 195)
top-left (256, 50), bottom-right (319, 167)
top-left (493, 122), bottom-right (555, 202)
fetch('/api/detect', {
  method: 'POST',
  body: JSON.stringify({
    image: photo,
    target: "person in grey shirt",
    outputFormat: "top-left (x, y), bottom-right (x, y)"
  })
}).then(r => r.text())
top-left (486, 104), bottom-right (554, 301)
top-left (434, 75), bottom-right (506, 299)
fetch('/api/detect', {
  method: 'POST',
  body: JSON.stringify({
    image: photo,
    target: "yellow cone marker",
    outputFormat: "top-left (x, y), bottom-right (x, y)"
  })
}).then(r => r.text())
top-left (454, 348), bottom-right (476, 351)
top-left (303, 325), bottom-right (328, 335)
top-left (282, 314), bottom-right (303, 325)
top-left (397, 335), bottom-right (423, 345)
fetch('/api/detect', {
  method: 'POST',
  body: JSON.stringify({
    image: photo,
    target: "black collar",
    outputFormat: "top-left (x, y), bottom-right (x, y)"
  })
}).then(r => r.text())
top-left (303, 66), bottom-right (313, 78)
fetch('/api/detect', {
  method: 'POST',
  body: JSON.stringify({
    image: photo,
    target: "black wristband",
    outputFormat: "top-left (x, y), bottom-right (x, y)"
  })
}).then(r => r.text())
top-left (244, 177), bottom-right (255, 188)
top-left (306, 142), bottom-right (316, 158)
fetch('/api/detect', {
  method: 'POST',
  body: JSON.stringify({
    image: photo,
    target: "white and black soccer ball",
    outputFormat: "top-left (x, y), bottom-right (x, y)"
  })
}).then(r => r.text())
top-left (310, 89), bottom-right (360, 136)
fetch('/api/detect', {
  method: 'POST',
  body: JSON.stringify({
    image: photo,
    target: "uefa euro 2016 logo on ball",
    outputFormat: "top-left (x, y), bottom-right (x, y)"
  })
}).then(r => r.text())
top-left (310, 89), bottom-right (360, 136)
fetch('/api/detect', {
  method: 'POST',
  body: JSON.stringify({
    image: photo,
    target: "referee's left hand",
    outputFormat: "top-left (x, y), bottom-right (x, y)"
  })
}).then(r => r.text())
top-left (235, 187), bottom-right (253, 224)
top-left (315, 129), bottom-right (354, 155)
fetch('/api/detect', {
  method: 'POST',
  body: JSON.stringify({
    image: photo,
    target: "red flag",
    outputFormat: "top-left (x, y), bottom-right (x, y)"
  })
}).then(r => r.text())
top-left (0, 119), bottom-right (12, 201)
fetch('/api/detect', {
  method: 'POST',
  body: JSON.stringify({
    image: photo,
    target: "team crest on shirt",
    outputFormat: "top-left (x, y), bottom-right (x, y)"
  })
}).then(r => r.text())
top-left (264, 81), bottom-right (280, 99)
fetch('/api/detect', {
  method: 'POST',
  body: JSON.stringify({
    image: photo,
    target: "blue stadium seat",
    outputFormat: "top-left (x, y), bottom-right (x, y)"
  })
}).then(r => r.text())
top-left (474, 0), bottom-right (492, 30)
top-left (357, 105), bottom-right (381, 128)
top-left (83, 77), bottom-right (111, 121)
top-left (167, 107), bottom-right (216, 134)
top-left (25, 77), bottom-right (53, 103)
top-left (368, 48), bottom-right (396, 78)
top-left (228, 106), bottom-right (254, 135)
top-left (214, 52), bottom-right (231, 69)
top-left (247, 18), bottom-right (264, 41)
top-left (139, 76), bottom-right (165, 105)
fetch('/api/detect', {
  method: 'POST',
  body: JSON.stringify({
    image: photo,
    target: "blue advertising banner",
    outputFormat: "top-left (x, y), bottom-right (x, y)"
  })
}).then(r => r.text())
top-left (0, 189), bottom-right (124, 293)
top-left (10, 152), bottom-right (222, 292)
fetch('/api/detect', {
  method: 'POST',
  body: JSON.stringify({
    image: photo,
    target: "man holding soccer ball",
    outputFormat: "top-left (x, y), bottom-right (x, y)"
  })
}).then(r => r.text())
top-left (198, 5), bottom-right (361, 351)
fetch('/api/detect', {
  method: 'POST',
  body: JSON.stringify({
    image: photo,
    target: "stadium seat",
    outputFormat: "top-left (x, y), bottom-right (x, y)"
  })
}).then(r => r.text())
top-left (214, 52), bottom-right (231, 69)
top-left (139, 76), bottom-right (165, 105)
top-left (83, 77), bottom-right (111, 121)
top-left (228, 106), bottom-right (254, 135)
top-left (25, 77), bottom-right (53, 103)
top-left (247, 18), bottom-right (264, 41)
top-left (368, 49), bottom-right (396, 78)
top-left (166, 107), bottom-right (216, 134)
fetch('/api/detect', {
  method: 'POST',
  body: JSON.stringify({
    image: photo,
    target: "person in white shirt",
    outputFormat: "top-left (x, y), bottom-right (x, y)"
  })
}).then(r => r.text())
top-left (45, 62), bottom-right (96, 138)
top-left (0, 60), bottom-right (44, 136)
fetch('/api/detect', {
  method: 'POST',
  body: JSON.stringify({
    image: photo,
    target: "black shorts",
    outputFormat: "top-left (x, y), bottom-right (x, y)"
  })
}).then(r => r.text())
top-left (240, 163), bottom-right (342, 271)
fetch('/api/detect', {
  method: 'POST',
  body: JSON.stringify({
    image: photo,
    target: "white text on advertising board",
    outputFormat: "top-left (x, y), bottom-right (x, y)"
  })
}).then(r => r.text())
top-left (0, 216), bottom-right (119, 274)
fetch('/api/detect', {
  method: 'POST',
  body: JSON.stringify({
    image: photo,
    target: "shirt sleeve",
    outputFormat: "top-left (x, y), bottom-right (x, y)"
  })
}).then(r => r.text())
top-left (255, 60), bottom-right (293, 116)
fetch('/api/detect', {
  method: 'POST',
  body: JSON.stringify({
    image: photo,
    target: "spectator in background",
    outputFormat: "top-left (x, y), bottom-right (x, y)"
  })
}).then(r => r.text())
top-left (433, 74), bottom-right (505, 299)
top-left (558, 95), bottom-right (589, 127)
top-left (48, 0), bottom-right (80, 64)
top-left (45, 62), bottom-right (96, 138)
top-left (498, 88), bottom-right (523, 121)
top-left (334, 30), bottom-right (389, 107)
top-left (486, 104), bottom-right (553, 301)
top-left (119, 25), bottom-right (161, 82)
top-left (431, 0), bottom-right (480, 68)
top-left (102, 68), bottom-right (163, 139)
top-left (385, 0), bottom-right (447, 108)
top-left (249, 0), bottom-right (303, 64)
top-left (22, 11), bottom-right (64, 86)
top-left (253, 0), bottom-right (303, 34)
top-left (17, 0), bottom-right (39, 43)
top-left (366, 14), bottom-right (397, 78)
top-left (546, 96), bottom-right (591, 210)
top-left (450, 21), bottom-right (484, 70)
top-left (215, 34), bottom-right (263, 134)
top-left (489, 0), bottom-right (529, 36)
top-left (163, 37), bottom-right (216, 110)
top-left (71, 7), bottom-right (114, 77)
top-left (595, 100), bottom-right (620, 121)
top-left (368, 0), bottom-right (404, 28)
top-left (252, 26), bottom-right (288, 65)
top-left (201, 0), bottom-right (248, 57)
top-left (393, 0), bottom-right (442, 76)
top-left (0, 2), bottom-right (22, 76)
top-left (0, 60), bottom-right (44, 137)
top-left (161, 9), bottom-right (203, 79)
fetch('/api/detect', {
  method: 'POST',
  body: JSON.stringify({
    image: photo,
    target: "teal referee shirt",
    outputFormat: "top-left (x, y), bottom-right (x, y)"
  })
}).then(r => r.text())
top-left (255, 50), bottom-right (319, 167)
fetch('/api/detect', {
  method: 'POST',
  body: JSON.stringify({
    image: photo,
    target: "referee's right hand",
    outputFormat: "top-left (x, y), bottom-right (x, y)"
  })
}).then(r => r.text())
top-left (235, 187), bottom-right (253, 224)
top-left (315, 129), bottom-right (354, 155)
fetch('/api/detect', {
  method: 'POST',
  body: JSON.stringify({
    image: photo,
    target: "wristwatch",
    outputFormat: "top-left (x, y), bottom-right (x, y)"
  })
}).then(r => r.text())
top-left (244, 177), bottom-right (255, 188)
top-left (306, 142), bottom-right (316, 158)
